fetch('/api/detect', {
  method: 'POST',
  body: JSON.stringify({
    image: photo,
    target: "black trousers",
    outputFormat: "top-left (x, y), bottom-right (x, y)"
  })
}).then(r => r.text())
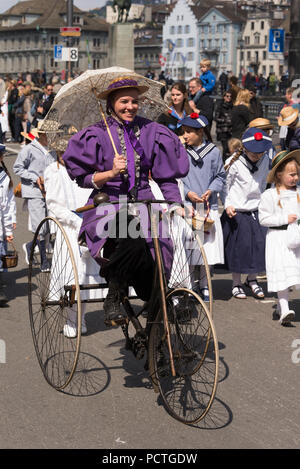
top-left (101, 214), bottom-right (155, 302)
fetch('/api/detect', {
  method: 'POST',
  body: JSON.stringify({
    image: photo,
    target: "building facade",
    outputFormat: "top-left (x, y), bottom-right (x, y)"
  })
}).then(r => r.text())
top-left (162, 0), bottom-right (199, 81)
top-left (236, 7), bottom-right (289, 77)
top-left (196, 6), bottom-right (245, 77)
top-left (162, 0), bottom-right (245, 81)
top-left (0, 0), bottom-right (110, 79)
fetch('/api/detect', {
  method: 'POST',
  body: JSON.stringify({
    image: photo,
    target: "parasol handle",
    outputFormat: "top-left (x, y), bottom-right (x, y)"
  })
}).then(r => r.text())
top-left (99, 102), bottom-right (126, 175)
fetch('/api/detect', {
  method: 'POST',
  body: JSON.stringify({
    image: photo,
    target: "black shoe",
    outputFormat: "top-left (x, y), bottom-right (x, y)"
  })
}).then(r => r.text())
top-left (103, 281), bottom-right (127, 327)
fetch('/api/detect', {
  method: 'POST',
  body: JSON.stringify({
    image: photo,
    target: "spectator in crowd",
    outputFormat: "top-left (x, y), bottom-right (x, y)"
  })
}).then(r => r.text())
top-left (231, 89), bottom-right (251, 139)
top-left (219, 71), bottom-right (228, 95)
top-left (7, 80), bottom-right (18, 142)
top-left (188, 77), bottom-right (214, 127)
top-left (33, 83), bottom-right (55, 126)
top-left (215, 90), bottom-right (233, 162)
top-left (0, 81), bottom-right (10, 144)
top-left (268, 72), bottom-right (277, 96)
top-left (228, 76), bottom-right (241, 104)
top-left (247, 85), bottom-right (263, 120)
top-left (22, 81), bottom-right (33, 136)
top-left (13, 84), bottom-right (26, 144)
top-left (157, 82), bottom-right (192, 135)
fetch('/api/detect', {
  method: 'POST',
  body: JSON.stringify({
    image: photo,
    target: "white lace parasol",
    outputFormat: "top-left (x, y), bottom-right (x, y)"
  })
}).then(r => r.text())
top-left (43, 67), bottom-right (169, 150)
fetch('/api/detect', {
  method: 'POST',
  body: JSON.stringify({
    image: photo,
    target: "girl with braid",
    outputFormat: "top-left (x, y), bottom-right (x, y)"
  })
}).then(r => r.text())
top-left (221, 127), bottom-right (273, 299)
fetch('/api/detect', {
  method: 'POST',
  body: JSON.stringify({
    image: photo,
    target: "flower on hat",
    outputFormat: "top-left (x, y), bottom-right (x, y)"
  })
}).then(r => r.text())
top-left (190, 113), bottom-right (199, 119)
top-left (254, 132), bottom-right (263, 141)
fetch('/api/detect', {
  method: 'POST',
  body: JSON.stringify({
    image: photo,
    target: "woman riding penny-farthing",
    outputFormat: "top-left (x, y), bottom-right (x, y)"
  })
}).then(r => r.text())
top-left (28, 68), bottom-right (219, 425)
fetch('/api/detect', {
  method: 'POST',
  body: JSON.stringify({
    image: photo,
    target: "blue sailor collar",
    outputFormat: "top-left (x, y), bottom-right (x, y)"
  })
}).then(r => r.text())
top-left (186, 141), bottom-right (216, 165)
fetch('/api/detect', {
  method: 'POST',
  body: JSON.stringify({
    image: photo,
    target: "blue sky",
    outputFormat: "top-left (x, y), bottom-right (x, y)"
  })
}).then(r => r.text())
top-left (0, 0), bottom-right (107, 13)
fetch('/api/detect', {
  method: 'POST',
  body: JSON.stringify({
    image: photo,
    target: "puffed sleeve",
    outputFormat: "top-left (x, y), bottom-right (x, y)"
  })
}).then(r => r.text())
top-left (258, 189), bottom-right (288, 227)
top-left (63, 126), bottom-right (104, 189)
top-left (151, 125), bottom-right (189, 203)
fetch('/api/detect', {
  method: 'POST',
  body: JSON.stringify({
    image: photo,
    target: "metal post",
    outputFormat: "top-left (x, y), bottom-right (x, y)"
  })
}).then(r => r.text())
top-left (67, 0), bottom-right (73, 81)
top-left (288, 0), bottom-right (300, 81)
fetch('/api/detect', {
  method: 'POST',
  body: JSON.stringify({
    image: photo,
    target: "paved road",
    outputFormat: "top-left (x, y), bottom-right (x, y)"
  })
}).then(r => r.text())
top-left (0, 143), bottom-right (299, 450)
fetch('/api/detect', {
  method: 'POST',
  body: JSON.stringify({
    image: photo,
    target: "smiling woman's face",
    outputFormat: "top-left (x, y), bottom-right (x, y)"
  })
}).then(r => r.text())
top-left (110, 88), bottom-right (139, 122)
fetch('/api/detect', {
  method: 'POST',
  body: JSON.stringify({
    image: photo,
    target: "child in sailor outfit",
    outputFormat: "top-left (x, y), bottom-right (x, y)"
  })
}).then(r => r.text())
top-left (258, 149), bottom-right (300, 325)
top-left (180, 113), bottom-right (226, 302)
top-left (222, 127), bottom-right (273, 300)
top-left (0, 144), bottom-right (16, 306)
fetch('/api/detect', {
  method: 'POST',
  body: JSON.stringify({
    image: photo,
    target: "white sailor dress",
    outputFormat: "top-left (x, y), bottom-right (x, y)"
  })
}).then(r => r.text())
top-left (259, 187), bottom-right (300, 292)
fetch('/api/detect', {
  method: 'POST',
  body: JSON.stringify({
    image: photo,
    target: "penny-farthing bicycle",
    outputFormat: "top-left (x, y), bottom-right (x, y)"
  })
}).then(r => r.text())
top-left (28, 195), bottom-right (219, 425)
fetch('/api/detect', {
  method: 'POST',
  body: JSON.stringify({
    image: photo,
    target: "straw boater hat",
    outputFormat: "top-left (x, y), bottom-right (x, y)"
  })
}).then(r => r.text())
top-left (278, 106), bottom-right (299, 126)
top-left (97, 77), bottom-right (149, 100)
top-left (267, 149), bottom-right (300, 183)
top-left (248, 117), bottom-right (273, 130)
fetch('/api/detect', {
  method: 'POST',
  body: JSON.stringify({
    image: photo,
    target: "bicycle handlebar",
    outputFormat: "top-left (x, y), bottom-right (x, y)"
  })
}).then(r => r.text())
top-left (75, 193), bottom-right (182, 213)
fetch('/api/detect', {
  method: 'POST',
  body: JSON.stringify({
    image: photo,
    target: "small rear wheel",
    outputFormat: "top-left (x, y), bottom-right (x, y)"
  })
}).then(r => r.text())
top-left (28, 217), bottom-right (82, 390)
top-left (148, 288), bottom-right (219, 425)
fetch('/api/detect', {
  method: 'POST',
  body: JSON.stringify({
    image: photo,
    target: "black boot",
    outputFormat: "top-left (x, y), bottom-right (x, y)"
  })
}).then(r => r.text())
top-left (103, 279), bottom-right (127, 326)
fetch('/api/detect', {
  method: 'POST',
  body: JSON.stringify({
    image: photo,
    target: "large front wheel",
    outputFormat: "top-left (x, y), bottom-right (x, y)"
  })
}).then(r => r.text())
top-left (28, 217), bottom-right (82, 390)
top-left (148, 288), bottom-right (219, 425)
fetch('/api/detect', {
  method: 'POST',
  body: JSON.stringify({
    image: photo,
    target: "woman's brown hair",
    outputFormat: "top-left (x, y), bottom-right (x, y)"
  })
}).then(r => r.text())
top-left (169, 82), bottom-right (192, 114)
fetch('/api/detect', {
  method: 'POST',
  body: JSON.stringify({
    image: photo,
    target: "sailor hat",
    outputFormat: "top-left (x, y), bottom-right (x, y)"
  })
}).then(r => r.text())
top-left (180, 113), bottom-right (209, 129)
top-left (242, 127), bottom-right (273, 153)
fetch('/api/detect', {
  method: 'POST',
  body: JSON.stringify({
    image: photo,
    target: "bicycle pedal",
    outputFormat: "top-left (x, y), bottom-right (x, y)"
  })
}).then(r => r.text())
top-left (104, 317), bottom-right (129, 328)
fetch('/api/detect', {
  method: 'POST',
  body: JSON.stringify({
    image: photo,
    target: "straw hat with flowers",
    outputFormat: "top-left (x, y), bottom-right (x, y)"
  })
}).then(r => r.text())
top-left (267, 149), bottom-right (300, 183)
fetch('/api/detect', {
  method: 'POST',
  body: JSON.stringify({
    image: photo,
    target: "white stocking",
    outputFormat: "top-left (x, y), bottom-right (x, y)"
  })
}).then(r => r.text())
top-left (277, 289), bottom-right (289, 315)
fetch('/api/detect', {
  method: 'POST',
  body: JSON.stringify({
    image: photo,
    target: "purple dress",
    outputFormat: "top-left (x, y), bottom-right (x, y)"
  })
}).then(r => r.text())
top-left (63, 115), bottom-right (189, 277)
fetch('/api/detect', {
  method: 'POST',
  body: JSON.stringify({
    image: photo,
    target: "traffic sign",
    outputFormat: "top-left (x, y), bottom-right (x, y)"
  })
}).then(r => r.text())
top-left (269, 28), bottom-right (285, 53)
top-left (60, 26), bottom-right (81, 37)
top-left (54, 45), bottom-right (63, 60)
top-left (53, 47), bottom-right (78, 62)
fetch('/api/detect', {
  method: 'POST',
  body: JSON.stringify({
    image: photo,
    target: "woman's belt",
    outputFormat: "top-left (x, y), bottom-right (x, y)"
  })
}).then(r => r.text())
top-left (270, 225), bottom-right (288, 230)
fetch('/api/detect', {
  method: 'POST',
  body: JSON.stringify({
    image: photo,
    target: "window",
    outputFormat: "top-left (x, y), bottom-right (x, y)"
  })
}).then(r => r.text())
top-left (187, 51), bottom-right (194, 61)
top-left (245, 36), bottom-right (250, 45)
top-left (247, 51), bottom-right (251, 60)
top-left (263, 51), bottom-right (267, 60)
top-left (261, 21), bottom-right (264, 30)
top-left (187, 38), bottom-right (194, 47)
top-left (251, 22), bottom-right (255, 30)
top-left (170, 26), bottom-right (175, 34)
top-left (185, 25), bottom-right (190, 34)
top-left (177, 25), bottom-right (182, 34)
top-left (254, 34), bottom-right (260, 45)
top-left (176, 38), bottom-right (183, 47)
top-left (240, 51), bottom-right (244, 61)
